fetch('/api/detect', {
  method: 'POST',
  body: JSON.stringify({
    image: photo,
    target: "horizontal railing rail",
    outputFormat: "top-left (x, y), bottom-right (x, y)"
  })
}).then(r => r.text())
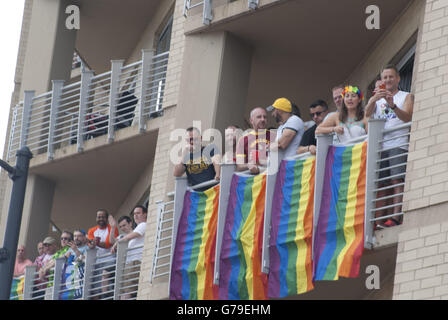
top-left (7, 49), bottom-right (170, 161)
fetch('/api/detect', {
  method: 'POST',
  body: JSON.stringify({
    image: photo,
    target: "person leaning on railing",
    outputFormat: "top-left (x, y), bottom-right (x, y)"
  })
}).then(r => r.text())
top-left (111, 205), bottom-right (148, 300)
top-left (316, 86), bottom-right (368, 143)
top-left (297, 99), bottom-right (330, 155)
top-left (173, 127), bottom-right (221, 192)
top-left (235, 107), bottom-right (272, 175)
top-left (365, 64), bottom-right (414, 228)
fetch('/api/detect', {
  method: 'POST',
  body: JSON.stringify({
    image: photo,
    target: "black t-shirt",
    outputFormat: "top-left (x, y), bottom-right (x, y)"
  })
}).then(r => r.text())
top-left (183, 145), bottom-right (218, 191)
top-left (299, 124), bottom-right (317, 147)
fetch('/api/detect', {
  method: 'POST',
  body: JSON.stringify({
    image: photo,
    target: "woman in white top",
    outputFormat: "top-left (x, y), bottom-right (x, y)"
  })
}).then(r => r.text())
top-left (315, 85), bottom-right (368, 143)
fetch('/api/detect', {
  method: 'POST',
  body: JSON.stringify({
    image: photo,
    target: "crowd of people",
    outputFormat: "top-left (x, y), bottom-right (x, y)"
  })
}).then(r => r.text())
top-left (13, 205), bottom-right (148, 300)
top-left (174, 64), bottom-right (414, 229)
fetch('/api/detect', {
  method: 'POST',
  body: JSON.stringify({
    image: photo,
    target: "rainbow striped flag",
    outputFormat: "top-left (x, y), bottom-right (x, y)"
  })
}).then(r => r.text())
top-left (313, 142), bottom-right (367, 281)
top-left (219, 173), bottom-right (267, 300)
top-left (268, 157), bottom-right (315, 298)
top-left (170, 184), bottom-right (220, 300)
top-left (9, 276), bottom-right (25, 300)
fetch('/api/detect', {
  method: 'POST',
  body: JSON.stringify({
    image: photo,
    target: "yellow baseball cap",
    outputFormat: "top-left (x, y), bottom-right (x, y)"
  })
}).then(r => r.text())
top-left (266, 98), bottom-right (292, 113)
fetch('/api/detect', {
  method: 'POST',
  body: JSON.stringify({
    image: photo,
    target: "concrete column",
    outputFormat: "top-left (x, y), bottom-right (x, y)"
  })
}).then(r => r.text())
top-left (19, 175), bottom-right (56, 258)
top-left (21, 0), bottom-right (77, 95)
top-left (175, 31), bottom-right (253, 133)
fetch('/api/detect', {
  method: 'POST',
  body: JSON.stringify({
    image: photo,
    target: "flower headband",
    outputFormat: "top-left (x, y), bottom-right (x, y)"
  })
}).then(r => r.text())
top-left (341, 85), bottom-right (364, 100)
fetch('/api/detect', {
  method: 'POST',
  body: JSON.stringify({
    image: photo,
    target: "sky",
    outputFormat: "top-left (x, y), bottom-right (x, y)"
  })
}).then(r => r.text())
top-left (0, 2), bottom-right (25, 158)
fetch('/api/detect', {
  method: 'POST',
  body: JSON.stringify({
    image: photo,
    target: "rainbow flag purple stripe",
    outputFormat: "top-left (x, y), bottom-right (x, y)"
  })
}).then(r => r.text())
top-left (268, 157), bottom-right (315, 298)
top-left (219, 173), bottom-right (267, 300)
top-left (170, 184), bottom-right (219, 300)
top-left (313, 142), bottom-right (367, 281)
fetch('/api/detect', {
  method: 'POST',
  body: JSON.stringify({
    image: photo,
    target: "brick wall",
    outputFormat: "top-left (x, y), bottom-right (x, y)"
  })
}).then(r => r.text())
top-left (137, 1), bottom-right (186, 300)
top-left (394, 222), bottom-right (448, 299)
top-left (404, 0), bottom-right (448, 211)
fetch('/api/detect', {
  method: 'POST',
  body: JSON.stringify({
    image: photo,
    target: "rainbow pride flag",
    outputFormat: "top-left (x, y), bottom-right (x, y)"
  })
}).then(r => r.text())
top-left (268, 157), bottom-right (315, 298)
top-left (170, 184), bottom-right (220, 300)
top-left (9, 276), bottom-right (24, 300)
top-left (313, 141), bottom-right (367, 281)
top-left (219, 173), bottom-right (267, 300)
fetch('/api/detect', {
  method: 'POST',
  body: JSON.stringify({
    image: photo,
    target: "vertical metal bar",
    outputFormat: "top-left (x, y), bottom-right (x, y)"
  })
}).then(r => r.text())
top-left (51, 257), bottom-right (65, 300)
top-left (261, 150), bottom-right (284, 274)
top-left (139, 50), bottom-right (154, 132)
top-left (203, 0), bottom-right (213, 25)
top-left (20, 91), bottom-right (35, 149)
top-left (168, 177), bottom-right (188, 295)
top-left (23, 265), bottom-right (37, 300)
top-left (364, 119), bottom-right (386, 249)
top-left (214, 164), bottom-right (235, 284)
top-left (150, 200), bottom-right (165, 283)
top-left (108, 60), bottom-right (124, 143)
top-left (113, 240), bottom-right (129, 300)
top-left (48, 80), bottom-right (65, 160)
top-left (313, 134), bottom-right (333, 257)
top-left (81, 248), bottom-right (97, 300)
top-left (248, 0), bottom-right (259, 10)
top-left (77, 70), bottom-right (94, 152)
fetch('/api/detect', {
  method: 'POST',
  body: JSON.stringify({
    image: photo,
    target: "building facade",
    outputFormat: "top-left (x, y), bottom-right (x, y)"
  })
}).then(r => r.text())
top-left (1, 0), bottom-right (448, 300)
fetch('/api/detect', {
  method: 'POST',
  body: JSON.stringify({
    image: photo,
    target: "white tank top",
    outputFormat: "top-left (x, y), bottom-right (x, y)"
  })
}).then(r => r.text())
top-left (374, 90), bottom-right (410, 150)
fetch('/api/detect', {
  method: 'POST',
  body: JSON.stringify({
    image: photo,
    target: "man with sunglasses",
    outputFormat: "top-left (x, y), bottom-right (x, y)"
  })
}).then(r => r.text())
top-left (38, 231), bottom-right (73, 280)
top-left (297, 100), bottom-right (329, 155)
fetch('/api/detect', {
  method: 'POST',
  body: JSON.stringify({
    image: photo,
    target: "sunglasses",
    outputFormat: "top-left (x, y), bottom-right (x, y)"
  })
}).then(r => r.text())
top-left (310, 111), bottom-right (323, 118)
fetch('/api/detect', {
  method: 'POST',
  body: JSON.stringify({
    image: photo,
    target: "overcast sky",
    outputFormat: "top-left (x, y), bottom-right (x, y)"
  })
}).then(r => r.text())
top-left (0, 2), bottom-right (25, 158)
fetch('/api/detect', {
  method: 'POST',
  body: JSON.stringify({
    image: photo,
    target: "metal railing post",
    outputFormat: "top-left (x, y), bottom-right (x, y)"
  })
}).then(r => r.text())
top-left (108, 60), bottom-right (124, 143)
top-left (48, 80), bottom-right (65, 160)
top-left (150, 200), bottom-right (165, 283)
top-left (214, 163), bottom-right (235, 284)
top-left (312, 133), bottom-right (333, 256)
top-left (364, 119), bottom-right (386, 249)
top-left (248, 0), bottom-right (259, 10)
top-left (51, 257), bottom-right (65, 300)
top-left (168, 177), bottom-right (188, 295)
top-left (81, 248), bottom-right (97, 300)
top-left (20, 91), bottom-right (35, 149)
top-left (261, 151), bottom-right (284, 274)
top-left (23, 265), bottom-right (37, 300)
top-left (203, 0), bottom-right (213, 25)
top-left (77, 70), bottom-right (94, 152)
top-left (139, 49), bottom-right (154, 132)
top-left (114, 240), bottom-right (129, 300)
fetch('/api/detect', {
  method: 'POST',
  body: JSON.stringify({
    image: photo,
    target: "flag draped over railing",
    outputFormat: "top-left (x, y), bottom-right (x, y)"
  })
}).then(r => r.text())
top-left (170, 185), bottom-right (220, 300)
top-left (268, 157), bottom-right (315, 298)
top-left (10, 276), bottom-right (24, 300)
top-left (59, 255), bottom-right (85, 300)
top-left (219, 173), bottom-right (267, 300)
top-left (313, 142), bottom-right (367, 281)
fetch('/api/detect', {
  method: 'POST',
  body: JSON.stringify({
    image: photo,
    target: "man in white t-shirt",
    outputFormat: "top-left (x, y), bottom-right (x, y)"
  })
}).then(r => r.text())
top-left (111, 205), bottom-right (147, 299)
top-left (267, 97), bottom-right (305, 159)
top-left (365, 64), bottom-right (414, 228)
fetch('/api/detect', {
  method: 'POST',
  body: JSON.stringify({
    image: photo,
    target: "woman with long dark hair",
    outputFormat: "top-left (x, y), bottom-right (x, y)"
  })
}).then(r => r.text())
top-left (315, 85), bottom-right (368, 143)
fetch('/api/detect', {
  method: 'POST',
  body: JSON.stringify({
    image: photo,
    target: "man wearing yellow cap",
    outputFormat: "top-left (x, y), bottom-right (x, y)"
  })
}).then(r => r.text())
top-left (267, 97), bottom-right (305, 158)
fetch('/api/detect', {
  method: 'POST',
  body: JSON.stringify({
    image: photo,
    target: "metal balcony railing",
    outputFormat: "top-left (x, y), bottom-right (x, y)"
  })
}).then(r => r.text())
top-left (7, 50), bottom-right (170, 162)
top-left (183, 0), bottom-right (260, 25)
top-left (10, 240), bottom-right (143, 300)
top-left (158, 118), bottom-right (411, 296)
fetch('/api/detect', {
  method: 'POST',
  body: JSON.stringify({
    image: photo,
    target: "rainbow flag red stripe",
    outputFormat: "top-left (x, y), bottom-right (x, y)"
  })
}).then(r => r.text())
top-left (219, 173), bottom-right (267, 300)
top-left (313, 142), bottom-right (367, 281)
top-left (170, 184), bottom-right (220, 300)
top-left (268, 157), bottom-right (315, 298)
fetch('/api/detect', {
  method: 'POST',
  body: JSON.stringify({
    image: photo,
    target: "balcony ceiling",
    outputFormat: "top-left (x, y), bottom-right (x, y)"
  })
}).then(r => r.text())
top-left (29, 130), bottom-right (158, 231)
top-left (205, 0), bottom-right (414, 118)
top-left (76, 0), bottom-right (163, 73)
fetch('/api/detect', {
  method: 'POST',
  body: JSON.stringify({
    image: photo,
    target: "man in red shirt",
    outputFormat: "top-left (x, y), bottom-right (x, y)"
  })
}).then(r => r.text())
top-left (236, 107), bottom-right (272, 174)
